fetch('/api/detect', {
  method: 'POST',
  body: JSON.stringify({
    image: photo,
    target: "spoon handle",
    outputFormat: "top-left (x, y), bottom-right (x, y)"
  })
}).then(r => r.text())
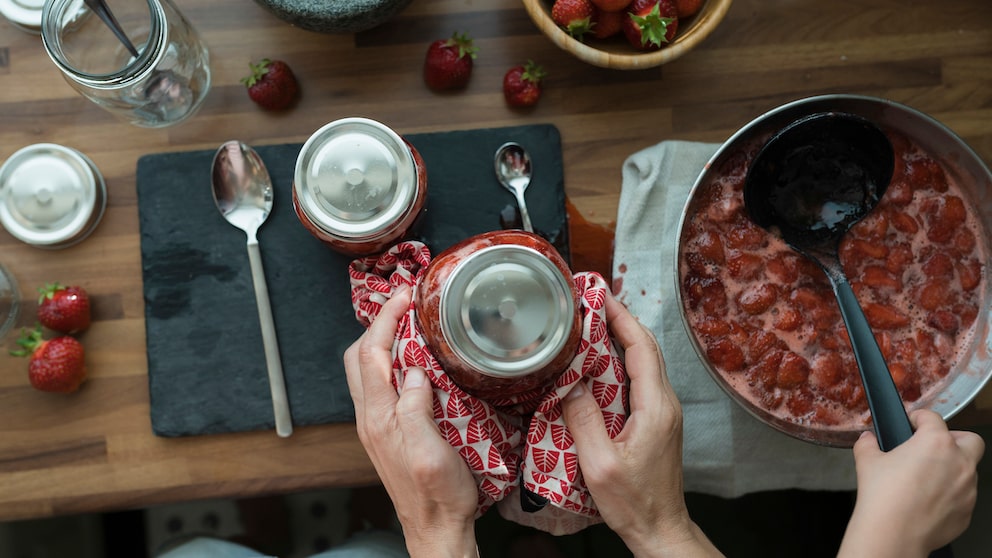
top-left (515, 190), bottom-right (534, 233)
top-left (833, 279), bottom-right (912, 451)
top-left (83, 0), bottom-right (140, 58)
top-left (247, 240), bottom-right (293, 438)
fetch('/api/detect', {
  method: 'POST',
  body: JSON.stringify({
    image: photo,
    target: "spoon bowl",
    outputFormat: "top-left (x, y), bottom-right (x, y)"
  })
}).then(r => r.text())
top-left (211, 140), bottom-right (293, 438)
top-left (743, 112), bottom-right (910, 451)
top-left (494, 142), bottom-right (534, 233)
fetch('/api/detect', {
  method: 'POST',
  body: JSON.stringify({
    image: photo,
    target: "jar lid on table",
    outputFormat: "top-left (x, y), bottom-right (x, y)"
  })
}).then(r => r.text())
top-left (294, 117), bottom-right (418, 242)
top-left (0, 143), bottom-right (107, 249)
top-left (0, 0), bottom-right (44, 34)
top-left (439, 244), bottom-right (577, 378)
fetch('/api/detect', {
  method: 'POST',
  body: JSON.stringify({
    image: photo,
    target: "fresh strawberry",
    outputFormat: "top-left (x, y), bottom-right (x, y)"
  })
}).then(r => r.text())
top-left (673, 0), bottom-right (702, 17)
top-left (241, 59), bottom-right (300, 111)
top-left (503, 61), bottom-right (546, 108)
top-left (591, 8), bottom-right (625, 39)
top-left (11, 326), bottom-right (87, 394)
top-left (591, 0), bottom-right (632, 12)
top-left (37, 282), bottom-right (90, 334)
top-left (552, 0), bottom-right (595, 39)
top-left (623, 0), bottom-right (679, 51)
top-left (423, 32), bottom-right (478, 91)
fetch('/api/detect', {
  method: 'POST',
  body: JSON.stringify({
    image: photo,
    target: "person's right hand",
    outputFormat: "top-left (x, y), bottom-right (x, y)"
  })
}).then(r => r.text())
top-left (561, 294), bottom-right (722, 558)
top-left (838, 409), bottom-right (985, 558)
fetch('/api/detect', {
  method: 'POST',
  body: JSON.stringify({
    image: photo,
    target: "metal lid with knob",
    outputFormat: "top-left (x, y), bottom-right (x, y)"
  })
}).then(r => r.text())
top-left (0, 143), bottom-right (106, 249)
top-left (416, 230), bottom-right (582, 402)
top-left (440, 243), bottom-right (576, 378)
top-left (293, 117), bottom-right (419, 242)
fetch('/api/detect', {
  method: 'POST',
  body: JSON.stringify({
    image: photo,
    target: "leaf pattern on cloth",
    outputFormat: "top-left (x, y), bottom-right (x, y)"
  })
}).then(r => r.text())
top-left (349, 241), bottom-right (630, 535)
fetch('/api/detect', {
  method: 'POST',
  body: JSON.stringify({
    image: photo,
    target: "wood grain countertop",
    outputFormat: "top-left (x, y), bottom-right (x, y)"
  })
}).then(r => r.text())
top-left (1, 0), bottom-right (990, 522)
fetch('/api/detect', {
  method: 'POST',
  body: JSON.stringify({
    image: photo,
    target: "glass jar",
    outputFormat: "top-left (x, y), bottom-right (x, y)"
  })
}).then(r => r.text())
top-left (416, 230), bottom-right (581, 400)
top-left (293, 117), bottom-right (428, 256)
top-left (41, 0), bottom-right (211, 127)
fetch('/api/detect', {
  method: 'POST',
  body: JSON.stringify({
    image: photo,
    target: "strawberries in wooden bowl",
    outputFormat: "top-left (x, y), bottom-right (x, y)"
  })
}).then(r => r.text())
top-left (523, 0), bottom-right (733, 69)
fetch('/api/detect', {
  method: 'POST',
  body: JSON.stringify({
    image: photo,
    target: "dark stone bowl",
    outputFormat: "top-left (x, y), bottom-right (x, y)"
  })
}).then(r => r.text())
top-left (252, 0), bottom-right (413, 34)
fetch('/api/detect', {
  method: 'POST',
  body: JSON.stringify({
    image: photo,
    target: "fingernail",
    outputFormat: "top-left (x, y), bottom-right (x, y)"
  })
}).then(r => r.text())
top-left (404, 367), bottom-right (426, 389)
top-left (566, 381), bottom-right (586, 400)
top-left (858, 430), bottom-right (871, 440)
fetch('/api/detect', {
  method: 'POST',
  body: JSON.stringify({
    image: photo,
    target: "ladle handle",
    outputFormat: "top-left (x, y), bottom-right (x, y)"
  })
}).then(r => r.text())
top-left (833, 280), bottom-right (912, 451)
top-left (247, 240), bottom-right (293, 438)
top-left (837, 280), bottom-right (954, 558)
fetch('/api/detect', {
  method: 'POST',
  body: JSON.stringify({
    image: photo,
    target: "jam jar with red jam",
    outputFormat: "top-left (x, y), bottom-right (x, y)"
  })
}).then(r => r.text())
top-left (416, 230), bottom-right (582, 401)
top-left (293, 117), bottom-right (428, 256)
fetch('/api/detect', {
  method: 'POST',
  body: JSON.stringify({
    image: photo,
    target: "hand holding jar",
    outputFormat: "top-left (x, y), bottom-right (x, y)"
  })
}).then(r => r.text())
top-left (349, 235), bottom-right (629, 535)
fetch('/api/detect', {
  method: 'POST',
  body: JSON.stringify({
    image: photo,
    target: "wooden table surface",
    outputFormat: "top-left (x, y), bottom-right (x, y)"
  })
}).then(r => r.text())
top-left (1, 0), bottom-right (990, 523)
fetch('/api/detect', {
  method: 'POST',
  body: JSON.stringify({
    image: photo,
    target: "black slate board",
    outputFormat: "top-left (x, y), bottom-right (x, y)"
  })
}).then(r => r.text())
top-left (138, 124), bottom-right (568, 437)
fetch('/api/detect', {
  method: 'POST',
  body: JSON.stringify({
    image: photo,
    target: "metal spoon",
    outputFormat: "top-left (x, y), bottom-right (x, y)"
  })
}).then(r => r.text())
top-left (743, 112), bottom-right (912, 451)
top-left (83, 0), bottom-right (140, 59)
top-left (211, 141), bottom-right (292, 438)
top-left (494, 142), bottom-right (534, 233)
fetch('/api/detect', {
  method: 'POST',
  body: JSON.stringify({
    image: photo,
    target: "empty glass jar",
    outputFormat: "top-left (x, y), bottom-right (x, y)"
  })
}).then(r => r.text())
top-left (41, 0), bottom-right (211, 127)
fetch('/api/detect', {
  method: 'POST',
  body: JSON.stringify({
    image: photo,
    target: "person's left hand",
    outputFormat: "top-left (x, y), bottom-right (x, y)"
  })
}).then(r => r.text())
top-left (344, 285), bottom-right (480, 558)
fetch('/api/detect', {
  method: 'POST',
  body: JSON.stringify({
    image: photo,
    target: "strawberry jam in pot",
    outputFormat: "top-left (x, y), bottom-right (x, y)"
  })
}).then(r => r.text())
top-left (293, 117), bottom-right (427, 255)
top-left (416, 230), bottom-right (582, 401)
top-left (678, 128), bottom-right (988, 434)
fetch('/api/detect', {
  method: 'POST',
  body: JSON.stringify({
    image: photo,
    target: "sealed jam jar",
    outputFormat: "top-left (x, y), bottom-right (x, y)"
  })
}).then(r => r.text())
top-left (293, 117), bottom-right (428, 255)
top-left (416, 230), bottom-right (582, 401)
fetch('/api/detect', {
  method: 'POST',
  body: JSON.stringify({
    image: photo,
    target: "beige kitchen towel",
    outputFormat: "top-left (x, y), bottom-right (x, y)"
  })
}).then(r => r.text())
top-left (612, 140), bottom-right (857, 498)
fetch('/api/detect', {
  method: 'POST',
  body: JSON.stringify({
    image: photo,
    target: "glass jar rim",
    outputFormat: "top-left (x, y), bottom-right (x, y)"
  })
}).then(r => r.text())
top-left (40, 0), bottom-right (166, 88)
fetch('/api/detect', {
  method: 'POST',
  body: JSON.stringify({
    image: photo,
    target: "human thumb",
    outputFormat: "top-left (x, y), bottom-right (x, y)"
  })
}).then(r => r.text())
top-left (562, 381), bottom-right (611, 454)
top-left (852, 429), bottom-right (881, 462)
top-left (395, 367), bottom-right (437, 432)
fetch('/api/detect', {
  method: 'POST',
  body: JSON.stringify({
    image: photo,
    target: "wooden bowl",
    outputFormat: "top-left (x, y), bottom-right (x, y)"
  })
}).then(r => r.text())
top-left (522, 0), bottom-right (733, 69)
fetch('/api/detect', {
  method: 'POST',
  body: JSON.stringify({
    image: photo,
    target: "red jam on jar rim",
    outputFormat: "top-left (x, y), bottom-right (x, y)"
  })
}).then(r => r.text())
top-left (679, 129), bottom-right (987, 430)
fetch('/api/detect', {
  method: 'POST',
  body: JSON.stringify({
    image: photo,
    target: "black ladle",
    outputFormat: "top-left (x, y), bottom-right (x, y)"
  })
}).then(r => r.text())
top-left (743, 112), bottom-right (914, 451)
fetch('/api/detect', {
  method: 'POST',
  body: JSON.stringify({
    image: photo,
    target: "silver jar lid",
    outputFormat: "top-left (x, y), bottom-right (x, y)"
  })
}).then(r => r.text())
top-left (0, 0), bottom-right (45, 34)
top-left (294, 117), bottom-right (418, 241)
top-left (439, 244), bottom-right (576, 378)
top-left (0, 143), bottom-right (106, 248)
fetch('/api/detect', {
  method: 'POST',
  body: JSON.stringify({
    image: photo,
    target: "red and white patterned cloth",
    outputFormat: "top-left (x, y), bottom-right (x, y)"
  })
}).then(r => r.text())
top-left (349, 241), bottom-right (629, 535)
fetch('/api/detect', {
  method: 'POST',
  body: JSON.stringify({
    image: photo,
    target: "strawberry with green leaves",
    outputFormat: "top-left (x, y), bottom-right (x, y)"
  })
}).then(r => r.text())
top-left (503, 61), bottom-right (547, 108)
top-left (552, 0), bottom-right (595, 39)
top-left (623, 0), bottom-right (679, 51)
top-left (12, 326), bottom-right (87, 394)
top-left (424, 32), bottom-right (478, 91)
top-left (241, 59), bottom-right (300, 111)
top-left (37, 282), bottom-right (90, 334)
